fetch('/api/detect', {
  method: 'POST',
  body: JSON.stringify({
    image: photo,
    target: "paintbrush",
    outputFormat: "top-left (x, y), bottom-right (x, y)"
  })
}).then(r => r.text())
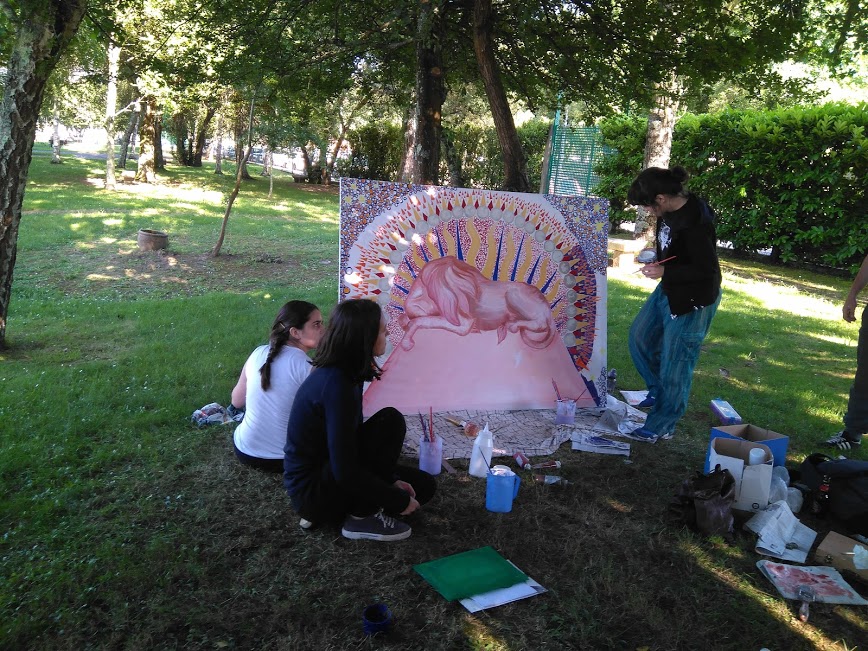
top-left (633, 255), bottom-right (677, 273)
top-left (428, 406), bottom-right (434, 442)
top-left (444, 416), bottom-right (480, 437)
top-left (551, 378), bottom-right (562, 401)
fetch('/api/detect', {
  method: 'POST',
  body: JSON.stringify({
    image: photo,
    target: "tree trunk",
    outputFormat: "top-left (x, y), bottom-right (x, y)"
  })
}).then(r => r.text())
top-left (260, 146), bottom-right (271, 176)
top-left (192, 106), bottom-right (216, 167)
top-left (50, 98), bottom-right (62, 164)
top-left (155, 118), bottom-right (165, 170)
top-left (327, 94), bottom-right (368, 179)
top-left (440, 128), bottom-right (464, 187)
top-left (413, 0), bottom-right (445, 185)
top-left (104, 39), bottom-right (120, 190)
top-left (173, 113), bottom-right (190, 165)
top-left (0, 0), bottom-right (88, 348)
top-left (118, 102), bottom-right (139, 169)
top-left (635, 76), bottom-right (680, 242)
top-left (213, 111), bottom-right (224, 174)
top-left (319, 143), bottom-right (329, 184)
top-left (213, 92), bottom-right (257, 257)
top-left (135, 95), bottom-right (157, 183)
top-left (301, 146), bottom-right (312, 179)
top-left (398, 106), bottom-right (417, 183)
top-left (234, 127), bottom-right (252, 179)
top-left (472, 0), bottom-right (529, 192)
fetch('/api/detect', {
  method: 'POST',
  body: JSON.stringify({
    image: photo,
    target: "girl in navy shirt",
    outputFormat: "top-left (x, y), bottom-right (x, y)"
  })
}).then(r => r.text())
top-left (284, 299), bottom-right (436, 541)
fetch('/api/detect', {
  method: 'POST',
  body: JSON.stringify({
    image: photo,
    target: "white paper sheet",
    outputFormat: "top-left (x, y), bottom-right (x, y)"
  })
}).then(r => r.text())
top-left (745, 500), bottom-right (817, 563)
top-left (458, 562), bottom-right (547, 613)
top-left (619, 390), bottom-right (648, 406)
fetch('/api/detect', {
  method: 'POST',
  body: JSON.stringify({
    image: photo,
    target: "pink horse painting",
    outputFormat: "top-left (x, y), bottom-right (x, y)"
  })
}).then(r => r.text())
top-left (396, 256), bottom-right (557, 351)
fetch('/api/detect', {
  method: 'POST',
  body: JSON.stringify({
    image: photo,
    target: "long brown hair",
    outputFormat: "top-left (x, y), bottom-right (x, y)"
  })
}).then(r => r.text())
top-left (259, 300), bottom-right (318, 391)
top-left (311, 299), bottom-right (383, 383)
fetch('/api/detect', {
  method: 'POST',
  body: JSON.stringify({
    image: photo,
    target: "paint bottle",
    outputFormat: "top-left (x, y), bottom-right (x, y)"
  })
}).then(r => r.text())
top-left (532, 474), bottom-right (569, 486)
top-left (469, 423), bottom-right (494, 478)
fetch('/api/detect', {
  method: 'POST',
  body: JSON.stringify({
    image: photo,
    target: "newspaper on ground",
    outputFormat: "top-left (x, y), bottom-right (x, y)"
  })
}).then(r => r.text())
top-left (745, 500), bottom-right (817, 563)
top-left (593, 394), bottom-right (646, 436)
top-left (571, 432), bottom-right (631, 457)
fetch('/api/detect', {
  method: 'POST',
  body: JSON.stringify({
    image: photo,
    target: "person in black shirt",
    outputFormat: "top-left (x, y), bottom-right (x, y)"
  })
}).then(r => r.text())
top-left (284, 298), bottom-right (436, 540)
top-left (824, 253), bottom-right (868, 450)
top-left (625, 166), bottom-right (722, 441)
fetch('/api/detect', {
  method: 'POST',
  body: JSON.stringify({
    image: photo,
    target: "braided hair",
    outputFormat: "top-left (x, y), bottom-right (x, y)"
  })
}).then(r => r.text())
top-left (259, 300), bottom-right (318, 391)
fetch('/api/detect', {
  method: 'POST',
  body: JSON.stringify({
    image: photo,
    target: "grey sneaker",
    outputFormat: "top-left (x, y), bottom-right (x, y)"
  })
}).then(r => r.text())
top-left (823, 432), bottom-right (861, 450)
top-left (341, 509), bottom-right (411, 541)
top-left (299, 518), bottom-right (315, 530)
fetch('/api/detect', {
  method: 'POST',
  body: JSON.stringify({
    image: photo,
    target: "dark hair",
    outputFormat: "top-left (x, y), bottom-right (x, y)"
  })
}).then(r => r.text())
top-left (311, 299), bottom-right (383, 383)
top-left (259, 300), bottom-right (319, 391)
top-left (627, 166), bottom-right (689, 206)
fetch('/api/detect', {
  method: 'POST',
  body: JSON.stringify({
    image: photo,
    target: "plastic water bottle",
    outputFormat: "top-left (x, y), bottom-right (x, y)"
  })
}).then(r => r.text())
top-left (532, 474), bottom-right (569, 486)
top-left (469, 423), bottom-right (494, 478)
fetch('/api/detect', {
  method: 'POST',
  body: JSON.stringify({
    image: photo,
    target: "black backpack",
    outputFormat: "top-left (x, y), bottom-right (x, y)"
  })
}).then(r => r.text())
top-left (799, 453), bottom-right (868, 535)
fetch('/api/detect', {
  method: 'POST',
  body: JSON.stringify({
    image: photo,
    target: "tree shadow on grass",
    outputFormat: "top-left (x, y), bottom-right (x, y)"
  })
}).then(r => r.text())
top-left (48, 432), bottom-right (860, 651)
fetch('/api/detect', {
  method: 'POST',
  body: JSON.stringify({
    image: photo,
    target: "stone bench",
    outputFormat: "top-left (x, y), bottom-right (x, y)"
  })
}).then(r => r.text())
top-left (608, 238), bottom-right (648, 269)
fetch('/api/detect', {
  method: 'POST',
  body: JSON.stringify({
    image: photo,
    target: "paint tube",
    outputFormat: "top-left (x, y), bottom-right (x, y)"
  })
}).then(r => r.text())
top-left (530, 460), bottom-right (561, 470)
top-left (532, 474), bottom-right (569, 486)
top-left (513, 452), bottom-right (531, 470)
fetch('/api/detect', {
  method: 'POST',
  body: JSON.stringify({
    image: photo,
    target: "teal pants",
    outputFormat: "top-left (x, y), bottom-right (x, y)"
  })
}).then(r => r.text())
top-left (629, 284), bottom-right (721, 436)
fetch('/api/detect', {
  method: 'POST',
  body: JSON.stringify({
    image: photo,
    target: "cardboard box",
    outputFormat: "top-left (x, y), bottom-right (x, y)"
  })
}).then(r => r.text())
top-left (703, 423), bottom-right (789, 472)
top-left (814, 531), bottom-right (868, 581)
top-left (706, 438), bottom-right (773, 514)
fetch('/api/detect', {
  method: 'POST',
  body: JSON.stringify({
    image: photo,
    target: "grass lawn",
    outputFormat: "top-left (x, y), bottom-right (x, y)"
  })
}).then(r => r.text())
top-left (1, 146), bottom-right (865, 650)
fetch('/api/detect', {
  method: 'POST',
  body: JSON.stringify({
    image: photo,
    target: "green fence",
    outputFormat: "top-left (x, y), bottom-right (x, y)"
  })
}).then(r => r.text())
top-left (542, 114), bottom-right (606, 196)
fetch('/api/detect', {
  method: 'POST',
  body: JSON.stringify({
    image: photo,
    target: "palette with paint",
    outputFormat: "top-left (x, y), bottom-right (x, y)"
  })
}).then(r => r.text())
top-left (757, 560), bottom-right (868, 605)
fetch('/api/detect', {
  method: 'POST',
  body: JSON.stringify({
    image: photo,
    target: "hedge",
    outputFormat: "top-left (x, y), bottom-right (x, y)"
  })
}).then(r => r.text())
top-left (596, 103), bottom-right (868, 270)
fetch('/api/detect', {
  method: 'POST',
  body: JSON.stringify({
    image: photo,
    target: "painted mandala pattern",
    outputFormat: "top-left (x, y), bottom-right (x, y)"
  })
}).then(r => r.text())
top-left (338, 179), bottom-right (608, 378)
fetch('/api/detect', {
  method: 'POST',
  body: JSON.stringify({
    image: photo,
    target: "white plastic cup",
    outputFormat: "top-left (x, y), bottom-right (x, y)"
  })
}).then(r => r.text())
top-left (748, 447), bottom-right (766, 465)
top-left (555, 399), bottom-right (576, 425)
top-left (419, 435), bottom-right (443, 475)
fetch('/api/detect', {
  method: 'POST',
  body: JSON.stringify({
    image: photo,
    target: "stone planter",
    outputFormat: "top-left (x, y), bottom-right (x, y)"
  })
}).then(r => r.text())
top-left (137, 228), bottom-right (168, 251)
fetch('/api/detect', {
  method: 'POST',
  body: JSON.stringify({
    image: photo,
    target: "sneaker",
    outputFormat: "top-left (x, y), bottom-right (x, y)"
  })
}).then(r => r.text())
top-left (620, 426), bottom-right (659, 442)
top-left (341, 509), bottom-right (412, 541)
top-left (636, 396), bottom-right (656, 409)
top-left (299, 518), bottom-right (315, 530)
top-left (823, 432), bottom-right (861, 450)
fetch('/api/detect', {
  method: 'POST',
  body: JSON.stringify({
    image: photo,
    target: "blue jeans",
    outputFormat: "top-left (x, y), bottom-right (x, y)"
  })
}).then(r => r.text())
top-left (844, 304), bottom-right (868, 435)
top-left (629, 284), bottom-right (721, 436)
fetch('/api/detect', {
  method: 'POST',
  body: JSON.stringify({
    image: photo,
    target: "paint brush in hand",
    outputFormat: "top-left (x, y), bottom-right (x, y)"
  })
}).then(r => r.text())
top-left (633, 255), bottom-right (677, 273)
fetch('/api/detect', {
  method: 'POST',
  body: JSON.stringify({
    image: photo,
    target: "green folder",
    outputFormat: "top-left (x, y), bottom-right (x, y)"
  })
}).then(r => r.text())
top-left (413, 546), bottom-right (528, 601)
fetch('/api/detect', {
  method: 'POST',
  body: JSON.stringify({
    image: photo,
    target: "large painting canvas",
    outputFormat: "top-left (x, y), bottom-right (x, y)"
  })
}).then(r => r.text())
top-left (339, 179), bottom-right (608, 417)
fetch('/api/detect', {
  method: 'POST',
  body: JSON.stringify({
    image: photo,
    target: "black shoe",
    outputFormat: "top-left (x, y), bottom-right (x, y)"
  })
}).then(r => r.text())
top-left (341, 509), bottom-right (411, 541)
top-left (823, 431), bottom-right (861, 450)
